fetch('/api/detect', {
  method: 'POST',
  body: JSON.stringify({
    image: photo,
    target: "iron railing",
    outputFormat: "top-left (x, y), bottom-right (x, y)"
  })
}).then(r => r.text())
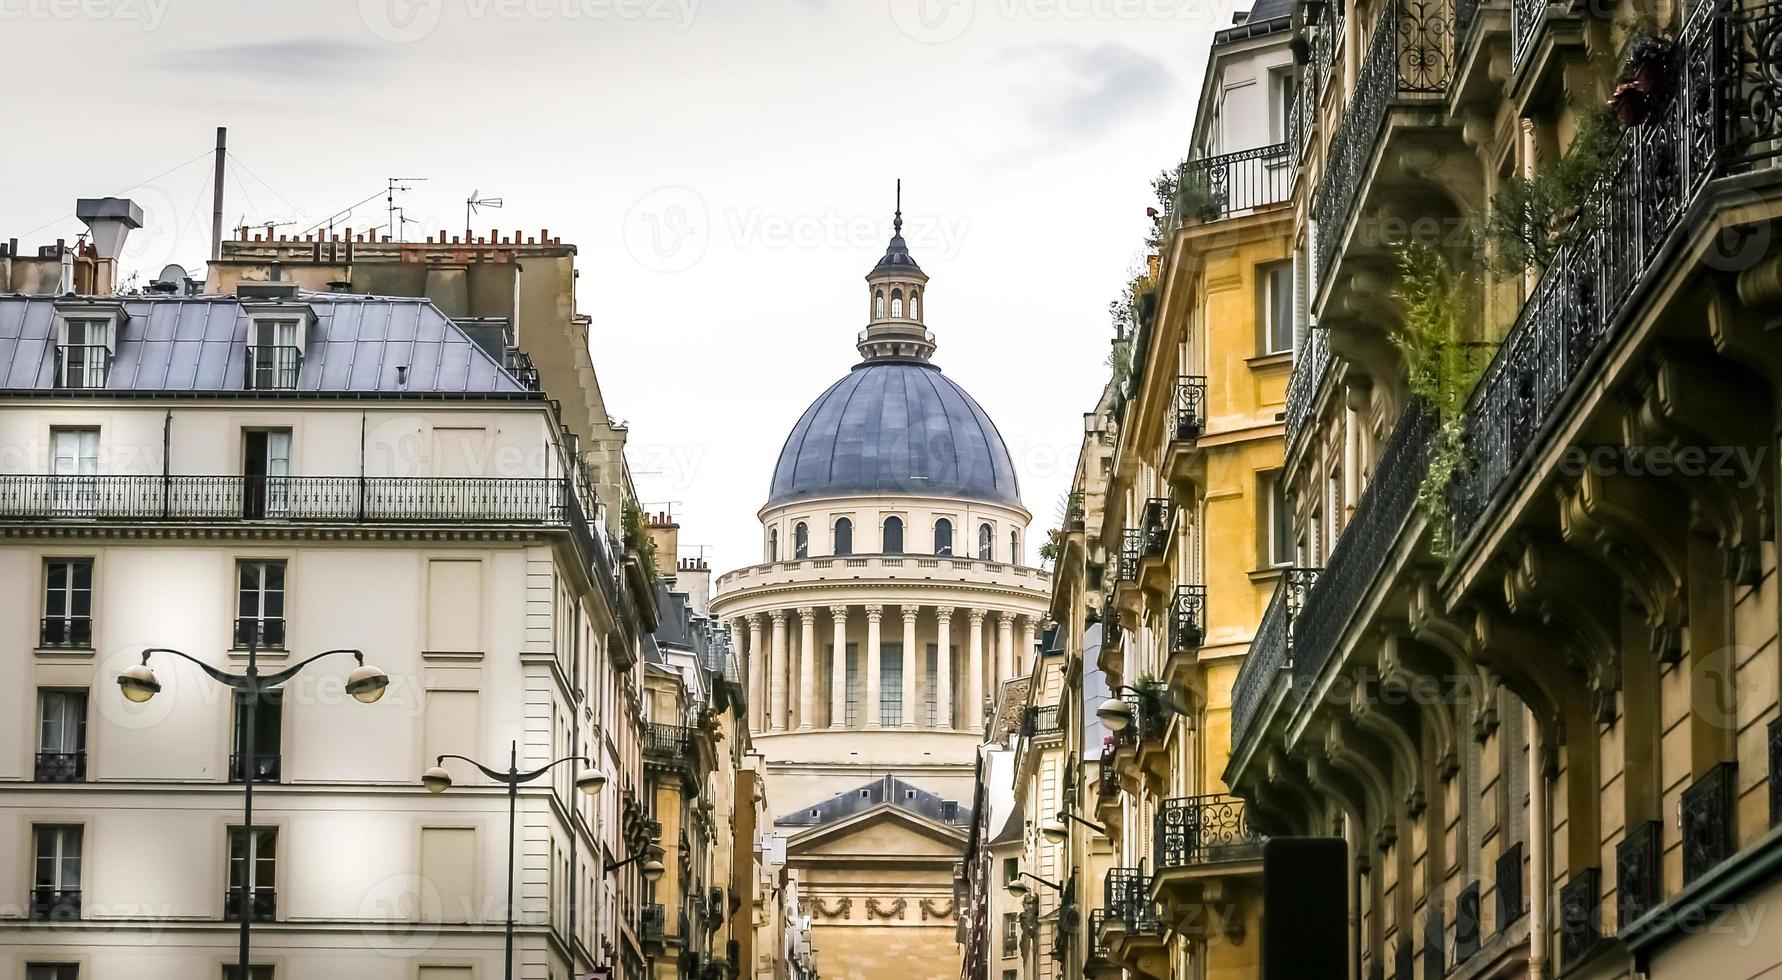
top-left (1616, 820), bottom-right (1661, 930)
top-left (29, 887), bottom-right (80, 920)
top-left (1154, 795), bottom-right (1263, 869)
top-left (644, 723), bottom-right (697, 758)
top-left (1558, 867), bottom-right (1603, 968)
top-left (1022, 705), bottom-right (1062, 737)
top-left (34, 751), bottom-right (86, 783)
top-left (1176, 143), bottom-right (1292, 222)
top-left (1510, 0), bottom-right (1546, 67)
top-left (1139, 498), bottom-right (1171, 557)
top-left (1096, 749), bottom-right (1120, 797)
top-left (0, 474), bottom-right (568, 523)
top-left (503, 348), bottom-right (542, 390)
top-left (229, 753), bottom-right (281, 783)
top-left (1230, 567), bottom-right (1319, 752)
top-left (1111, 693), bottom-right (1142, 749)
top-left (245, 345), bottom-right (301, 390)
top-left (1455, 880), bottom-right (1482, 961)
top-left (233, 617), bottom-right (286, 651)
top-left (1102, 868), bottom-right (1160, 933)
top-left (39, 616), bottom-right (91, 648)
top-left (1682, 762), bottom-right (1737, 883)
top-left (641, 903), bottom-right (667, 945)
top-left (1169, 585), bottom-right (1206, 653)
top-left (54, 345), bottom-right (109, 389)
top-left (1117, 529), bottom-right (1143, 582)
top-left (1172, 376), bottom-right (1206, 442)
top-left (1087, 909), bottom-right (1111, 962)
top-left (1497, 842), bottom-right (1525, 929)
top-left (224, 886), bottom-right (276, 922)
top-left (1284, 325), bottom-right (1329, 455)
top-left (1450, 0), bottom-right (1773, 546)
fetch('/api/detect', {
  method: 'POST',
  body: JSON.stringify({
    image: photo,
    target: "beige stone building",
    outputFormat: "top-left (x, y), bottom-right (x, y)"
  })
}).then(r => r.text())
top-left (712, 208), bottom-right (1051, 979)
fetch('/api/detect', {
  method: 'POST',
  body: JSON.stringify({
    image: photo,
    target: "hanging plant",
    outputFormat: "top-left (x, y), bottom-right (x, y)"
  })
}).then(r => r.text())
top-left (1480, 106), bottom-right (1623, 274)
top-left (1608, 31), bottom-right (1674, 126)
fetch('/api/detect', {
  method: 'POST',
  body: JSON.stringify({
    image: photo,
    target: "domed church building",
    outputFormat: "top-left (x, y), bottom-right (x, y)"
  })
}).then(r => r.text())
top-left (713, 199), bottom-right (1051, 977)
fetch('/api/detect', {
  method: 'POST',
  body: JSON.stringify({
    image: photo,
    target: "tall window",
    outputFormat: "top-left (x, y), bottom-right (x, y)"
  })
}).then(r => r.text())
top-left (1002, 911), bottom-right (1019, 957)
top-left (223, 968), bottom-right (275, 980)
top-left (833, 518), bottom-right (853, 556)
top-left (1265, 473), bottom-right (1294, 567)
top-left (50, 428), bottom-right (99, 514)
top-left (41, 558), bottom-right (92, 648)
top-left (1260, 261), bottom-right (1294, 355)
top-left (794, 522), bottom-right (809, 560)
top-left (231, 690), bottom-right (283, 783)
top-left (1009, 530), bottom-right (1020, 564)
top-left (768, 527), bottom-right (778, 562)
top-left (843, 644), bottom-right (860, 726)
top-left (235, 560), bottom-right (287, 650)
top-left (934, 518), bottom-right (953, 556)
top-left (882, 516), bottom-right (904, 555)
top-left (36, 690), bottom-right (87, 783)
top-left (31, 825), bottom-right (81, 919)
top-left (891, 289), bottom-right (903, 318)
top-left (874, 290), bottom-right (885, 319)
top-left (923, 645), bottom-right (939, 726)
top-left (978, 523), bottom-right (994, 561)
top-left (880, 645), bottom-right (903, 726)
top-left (242, 429), bottom-right (292, 519)
top-left (248, 319), bottom-right (300, 390)
top-left (1269, 68), bottom-right (1298, 144)
top-left (909, 291), bottom-right (920, 320)
top-left (27, 966), bottom-right (78, 980)
top-left (58, 319), bottom-right (107, 389)
top-left (227, 827), bottom-right (278, 922)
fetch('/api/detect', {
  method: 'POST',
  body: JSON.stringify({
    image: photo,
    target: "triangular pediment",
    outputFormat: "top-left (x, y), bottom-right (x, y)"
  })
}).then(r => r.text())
top-left (787, 803), bottom-right (967, 859)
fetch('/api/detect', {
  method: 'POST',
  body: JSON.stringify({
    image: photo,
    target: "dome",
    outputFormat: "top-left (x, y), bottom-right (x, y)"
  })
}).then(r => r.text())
top-left (768, 360), bottom-right (1022, 509)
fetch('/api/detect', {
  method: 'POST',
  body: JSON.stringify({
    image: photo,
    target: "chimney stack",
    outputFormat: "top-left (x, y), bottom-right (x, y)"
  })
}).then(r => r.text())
top-left (76, 198), bottom-right (143, 296)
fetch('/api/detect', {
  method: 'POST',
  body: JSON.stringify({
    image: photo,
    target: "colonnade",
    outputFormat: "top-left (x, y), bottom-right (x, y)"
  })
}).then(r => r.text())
top-left (733, 604), bottom-right (1039, 735)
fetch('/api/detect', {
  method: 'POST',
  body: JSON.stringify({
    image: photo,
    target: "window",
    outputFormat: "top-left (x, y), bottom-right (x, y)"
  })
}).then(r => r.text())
top-left (27, 966), bottom-right (78, 980)
top-left (880, 645), bottom-right (903, 726)
top-left (247, 318), bottom-right (301, 390)
top-left (242, 429), bottom-right (292, 519)
top-left (36, 690), bottom-right (87, 783)
top-left (235, 560), bottom-right (287, 650)
top-left (874, 290), bottom-right (885, 319)
top-left (1269, 68), bottom-right (1298, 144)
top-left (1002, 857), bottom-right (1018, 884)
top-left (882, 516), bottom-right (904, 555)
top-left (910, 291), bottom-right (920, 320)
top-left (833, 518), bottom-right (853, 556)
top-left (231, 690), bottom-right (283, 783)
top-left (844, 644), bottom-right (861, 726)
top-left (768, 527), bottom-right (778, 562)
top-left (891, 289), bottom-right (903, 318)
top-left (222, 968), bottom-right (274, 980)
top-left (41, 558), bottom-right (92, 648)
top-left (50, 428), bottom-right (99, 514)
top-left (57, 318), bottom-right (108, 388)
top-left (923, 645), bottom-right (939, 726)
top-left (934, 518), bottom-right (953, 556)
top-left (794, 522), bottom-right (809, 560)
top-left (1266, 473), bottom-right (1294, 567)
top-left (31, 825), bottom-right (81, 919)
top-left (978, 523), bottom-right (994, 561)
top-left (1002, 911), bottom-right (1019, 957)
top-left (1260, 261), bottom-right (1294, 355)
top-left (1010, 530), bottom-right (1020, 564)
top-left (226, 827), bottom-right (277, 922)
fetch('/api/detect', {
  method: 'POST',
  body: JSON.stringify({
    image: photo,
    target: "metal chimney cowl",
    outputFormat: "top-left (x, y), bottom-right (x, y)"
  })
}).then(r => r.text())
top-left (76, 197), bottom-right (144, 259)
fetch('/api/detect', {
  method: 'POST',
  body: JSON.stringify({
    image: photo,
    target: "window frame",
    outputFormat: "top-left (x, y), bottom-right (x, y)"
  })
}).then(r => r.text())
top-left (1264, 471), bottom-right (1294, 568)
top-left (882, 516), bottom-right (904, 555)
top-left (41, 557), bottom-right (94, 648)
top-left (234, 559), bottom-right (288, 650)
top-left (833, 517), bottom-right (853, 557)
top-left (933, 517), bottom-right (953, 556)
top-left (226, 825), bottom-right (279, 922)
top-left (978, 523), bottom-right (994, 561)
top-left (1259, 260), bottom-right (1295, 355)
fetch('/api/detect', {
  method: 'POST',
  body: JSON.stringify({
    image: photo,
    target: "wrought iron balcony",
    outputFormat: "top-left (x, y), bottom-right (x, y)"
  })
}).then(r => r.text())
top-left (1096, 749), bottom-right (1120, 797)
top-left (1134, 692), bottom-right (1170, 744)
top-left (39, 615), bottom-right (92, 649)
top-left (29, 886), bottom-right (80, 920)
top-left (1175, 143), bottom-right (1291, 223)
top-left (34, 751), bottom-right (86, 783)
top-left (1454, 880), bottom-right (1482, 962)
top-left (1557, 867), bottom-right (1603, 969)
top-left (229, 753), bottom-right (281, 783)
top-left (233, 617), bottom-right (286, 651)
top-left (223, 886), bottom-right (276, 922)
top-left (1086, 909), bottom-right (1111, 964)
top-left (1496, 842), bottom-right (1524, 930)
top-left (1172, 376), bottom-right (1206, 443)
top-left (644, 723), bottom-right (697, 758)
top-left (1450, 0), bottom-right (1773, 548)
top-left (1139, 498), bottom-right (1170, 557)
top-left (1116, 529), bottom-right (1142, 583)
top-left (640, 902), bottom-right (667, 946)
top-left (1102, 868), bottom-right (1160, 933)
top-left (1021, 705), bottom-right (1062, 738)
top-left (0, 474), bottom-right (574, 524)
top-left (1169, 585), bottom-right (1206, 654)
top-left (1616, 820), bottom-right (1661, 931)
top-left (1154, 794), bottom-right (1263, 870)
top-left (1097, 600), bottom-right (1122, 650)
top-left (1111, 693), bottom-right (1142, 750)
top-left (245, 345), bottom-right (301, 390)
top-left (1229, 567), bottom-right (1318, 754)
top-left (54, 344), bottom-right (109, 389)
top-left (1682, 762), bottom-right (1736, 884)
top-left (1284, 326), bottom-right (1329, 455)
top-left (1509, 0), bottom-right (1546, 67)
top-left (503, 347), bottom-right (542, 391)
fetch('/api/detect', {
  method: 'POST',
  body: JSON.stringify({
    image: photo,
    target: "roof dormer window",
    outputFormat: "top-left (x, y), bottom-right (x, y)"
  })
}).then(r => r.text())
top-left (52, 301), bottom-right (123, 390)
top-left (246, 318), bottom-right (302, 391)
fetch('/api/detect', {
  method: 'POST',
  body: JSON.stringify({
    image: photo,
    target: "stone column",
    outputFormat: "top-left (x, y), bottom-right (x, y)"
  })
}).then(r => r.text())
top-left (1020, 617), bottom-right (1038, 679)
top-left (967, 609), bottom-right (986, 732)
top-left (829, 605), bottom-right (849, 729)
top-left (865, 604), bottom-right (884, 728)
top-left (770, 610), bottom-right (789, 732)
top-left (997, 612), bottom-right (1016, 685)
top-left (748, 614), bottom-right (766, 733)
top-left (901, 606), bottom-right (920, 728)
top-left (935, 606), bottom-right (955, 731)
top-left (797, 606), bottom-right (817, 730)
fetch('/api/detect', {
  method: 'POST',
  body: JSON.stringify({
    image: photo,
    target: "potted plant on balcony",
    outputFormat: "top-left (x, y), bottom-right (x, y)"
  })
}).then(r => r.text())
top-left (1609, 32), bottom-right (1674, 126)
top-left (1481, 106), bottom-right (1621, 273)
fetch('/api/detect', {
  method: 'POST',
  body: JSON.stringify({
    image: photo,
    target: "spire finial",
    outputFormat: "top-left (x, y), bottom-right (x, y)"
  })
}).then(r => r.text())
top-left (893, 178), bottom-right (903, 236)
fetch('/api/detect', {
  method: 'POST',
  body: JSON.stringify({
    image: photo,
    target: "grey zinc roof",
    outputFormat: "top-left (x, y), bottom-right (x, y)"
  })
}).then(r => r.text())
top-left (777, 774), bottom-right (971, 829)
top-left (0, 293), bottom-right (530, 394)
top-left (767, 360), bottom-right (1021, 508)
top-left (1248, 0), bottom-right (1293, 21)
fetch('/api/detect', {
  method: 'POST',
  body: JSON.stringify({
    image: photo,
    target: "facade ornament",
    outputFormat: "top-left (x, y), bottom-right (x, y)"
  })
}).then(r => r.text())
top-left (810, 896), bottom-right (853, 920)
top-left (918, 896), bottom-right (956, 921)
top-left (865, 897), bottom-right (908, 920)
top-left (864, 603), bottom-right (884, 623)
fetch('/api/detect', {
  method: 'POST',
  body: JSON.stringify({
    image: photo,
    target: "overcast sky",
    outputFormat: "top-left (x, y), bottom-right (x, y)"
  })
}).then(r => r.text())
top-left (4, 0), bottom-right (1239, 572)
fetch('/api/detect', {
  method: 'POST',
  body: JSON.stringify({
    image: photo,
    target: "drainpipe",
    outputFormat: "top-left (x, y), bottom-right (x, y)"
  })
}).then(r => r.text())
top-left (1347, 818), bottom-right (1362, 980)
top-left (1527, 707), bottom-right (1549, 980)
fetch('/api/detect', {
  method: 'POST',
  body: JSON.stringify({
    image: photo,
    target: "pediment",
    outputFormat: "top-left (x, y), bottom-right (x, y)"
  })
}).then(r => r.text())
top-left (787, 803), bottom-right (967, 859)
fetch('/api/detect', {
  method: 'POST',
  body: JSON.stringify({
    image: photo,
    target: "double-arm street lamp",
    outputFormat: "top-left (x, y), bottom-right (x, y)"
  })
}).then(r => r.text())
top-left (423, 741), bottom-right (609, 980)
top-left (117, 642), bottom-right (389, 980)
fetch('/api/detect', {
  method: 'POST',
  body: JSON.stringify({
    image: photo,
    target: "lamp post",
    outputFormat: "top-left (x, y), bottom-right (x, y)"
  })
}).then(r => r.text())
top-left (423, 741), bottom-right (606, 980)
top-left (1095, 684), bottom-right (1194, 732)
top-left (1041, 811), bottom-right (1109, 844)
top-left (117, 641), bottom-right (388, 980)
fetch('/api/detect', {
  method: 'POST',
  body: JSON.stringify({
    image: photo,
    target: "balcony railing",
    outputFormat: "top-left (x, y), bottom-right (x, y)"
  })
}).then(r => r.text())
top-left (641, 902), bottom-right (667, 945)
top-left (644, 723), bottom-right (697, 758)
top-left (233, 617), bottom-right (286, 651)
top-left (1103, 868), bottom-right (1160, 933)
top-left (1176, 143), bottom-right (1292, 222)
top-left (1169, 585), bottom-right (1206, 653)
top-left (224, 886), bottom-right (276, 922)
top-left (1284, 325), bottom-right (1329, 454)
top-left (39, 615), bottom-right (92, 648)
top-left (229, 753), bottom-right (281, 783)
top-left (245, 345), bottom-right (301, 390)
top-left (1450, 0), bottom-right (1771, 547)
top-left (1312, 0), bottom-right (1455, 282)
top-left (1154, 795), bottom-right (1263, 869)
top-left (1117, 529), bottom-right (1142, 582)
top-left (1230, 567), bottom-right (1319, 752)
top-left (1087, 909), bottom-right (1111, 962)
top-left (55, 345), bottom-right (109, 389)
top-left (0, 474), bottom-right (569, 523)
top-left (1021, 705), bottom-right (1062, 738)
top-left (1172, 376), bottom-right (1206, 443)
top-left (1139, 498), bottom-right (1170, 557)
top-left (1616, 820), bottom-right (1661, 930)
top-left (1111, 693), bottom-right (1142, 750)
top-left (29, 887), bottom-right (80, 919)
top-left (34, 751), bottom-right (86, 782)
top-left (1096, 749), bottom-right (1120, 797)
top-left (1510, 0), bottom-right (1547, 67)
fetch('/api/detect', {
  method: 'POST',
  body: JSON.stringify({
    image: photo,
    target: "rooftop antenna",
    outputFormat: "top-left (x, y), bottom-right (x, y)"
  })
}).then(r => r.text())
top-left (385, 176), bottom-right (426, 243)
top-left (466, 190), bottom-right (503, 240)
top-left (893, 178), bottom-right (903, 237)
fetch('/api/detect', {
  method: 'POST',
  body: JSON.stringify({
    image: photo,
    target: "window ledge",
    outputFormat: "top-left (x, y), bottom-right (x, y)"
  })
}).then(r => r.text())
top-left (227, 648), bottom-right (290, 663)
top-left (35, 647), bottom-right (95, 659)
top-left (1245, 351), bottom-right (1294, 369)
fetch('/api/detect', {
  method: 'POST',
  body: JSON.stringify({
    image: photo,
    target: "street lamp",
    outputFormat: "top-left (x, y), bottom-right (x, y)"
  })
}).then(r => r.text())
top-left (607, 843), bottom-right (668, 883)
top-left (117, 643), bottom-right (387, 980)
top-left (1005, 871), bottom-right (1064, 898)
top-left (1041, 811), bottom-right (1109, 845)
top-left (424, 741), bottom-right (604, 980)
top-left (1096, 684), bottom-right (1193, 732)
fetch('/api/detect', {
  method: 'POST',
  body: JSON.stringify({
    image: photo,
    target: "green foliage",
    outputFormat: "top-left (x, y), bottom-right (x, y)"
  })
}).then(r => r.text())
top-left (1151, 167), bottom-right (1179, 214)
top-left (1480, 107), bottom-right (1623, 274)
top-left (1390, 242), bottom-right (1495, 556)
top-left (621, 498), bottom-right (660, 584)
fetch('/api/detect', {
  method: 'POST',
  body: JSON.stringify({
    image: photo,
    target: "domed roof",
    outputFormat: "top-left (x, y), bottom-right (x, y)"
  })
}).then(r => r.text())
top-left (768, 360), bottom-right (1021, 509)
top-left (869, 229), bottom-right (924, 279)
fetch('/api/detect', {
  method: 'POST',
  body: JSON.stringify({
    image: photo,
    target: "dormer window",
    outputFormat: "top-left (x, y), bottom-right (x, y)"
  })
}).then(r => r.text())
top-left (52, 301), bottom-right (123, 391)
top-left (246, 317), bottom-right (302, 391)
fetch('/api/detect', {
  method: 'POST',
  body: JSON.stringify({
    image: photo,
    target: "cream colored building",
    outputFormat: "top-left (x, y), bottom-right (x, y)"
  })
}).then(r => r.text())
top-left (712, 208), bottom-right (1051, 979)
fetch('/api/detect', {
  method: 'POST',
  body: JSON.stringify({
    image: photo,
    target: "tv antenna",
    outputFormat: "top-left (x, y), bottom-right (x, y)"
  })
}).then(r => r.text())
top-left (386, 176), bottom-right (426, 243)
top-left (467, 190), bottom-right (503, 239)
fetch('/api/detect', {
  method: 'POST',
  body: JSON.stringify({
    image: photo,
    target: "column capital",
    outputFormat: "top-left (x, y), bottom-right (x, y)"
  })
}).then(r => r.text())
top-left (796, 606), bottom-right (816, 621)
top-left (864, 604), bottom-right (884, 623)
top-left (901, 605), bottom-right (921, 625)
top-left (935, 605), bottom-right (956, 621)
top-left (998, 610), bottom-right (1016, 626)
top-left (968, 608), bottom-right (988, 626)
top-left (828, 604), bottom-right (851, 619)
top-left (751, 611), bottom-right (770, 628)
top-left (770, 609), bottom-right (789, 626)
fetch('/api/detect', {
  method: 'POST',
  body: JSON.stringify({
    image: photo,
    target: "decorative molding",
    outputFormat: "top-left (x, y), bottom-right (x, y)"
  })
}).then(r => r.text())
top-left (865, 897), bottom-right (907, 921)
top-left (918, 897), bottom-right (956, 921)
top-left (810, 897), bottom-right (852, 920)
